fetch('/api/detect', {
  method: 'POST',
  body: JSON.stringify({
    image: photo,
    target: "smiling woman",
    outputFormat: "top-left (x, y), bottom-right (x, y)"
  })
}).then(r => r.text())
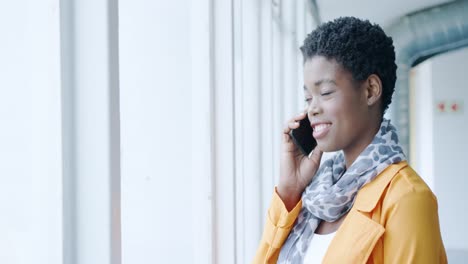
top-left (253, 17), bottom-right (447, 264)
top-left (302, 56), bottom-right (383, 169)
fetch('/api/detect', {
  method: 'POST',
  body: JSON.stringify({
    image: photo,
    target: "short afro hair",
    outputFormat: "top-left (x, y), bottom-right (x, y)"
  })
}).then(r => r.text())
top-left (300, 17), bottom-right (397, 115)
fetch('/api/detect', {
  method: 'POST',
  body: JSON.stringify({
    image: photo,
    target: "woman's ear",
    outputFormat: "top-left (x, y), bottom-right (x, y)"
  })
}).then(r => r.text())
top-left (366, 74), bottom-right (382, 106)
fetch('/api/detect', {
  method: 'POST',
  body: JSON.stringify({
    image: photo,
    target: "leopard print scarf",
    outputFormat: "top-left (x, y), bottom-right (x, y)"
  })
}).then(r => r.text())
top-left (277, 119), bottom-right (406, 263)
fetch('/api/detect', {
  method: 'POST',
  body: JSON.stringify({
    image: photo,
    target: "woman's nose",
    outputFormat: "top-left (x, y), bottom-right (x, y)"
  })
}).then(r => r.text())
top-left (307, 98), bottom-right (321, 116)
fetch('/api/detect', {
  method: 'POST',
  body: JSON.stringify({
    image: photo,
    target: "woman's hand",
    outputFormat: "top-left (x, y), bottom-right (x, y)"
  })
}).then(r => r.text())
top-left (278, 111), bottom-right (323, 211)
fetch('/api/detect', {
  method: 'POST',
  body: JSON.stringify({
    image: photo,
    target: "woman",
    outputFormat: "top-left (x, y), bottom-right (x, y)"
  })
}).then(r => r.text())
top-left (253, 17), bottom-right (447, 263)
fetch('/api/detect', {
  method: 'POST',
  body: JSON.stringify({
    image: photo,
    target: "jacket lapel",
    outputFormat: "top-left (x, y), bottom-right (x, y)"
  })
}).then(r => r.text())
top-left (322, 209), bottom-right (385, 264)
top-left (322, 162), bottom-right (408, 264)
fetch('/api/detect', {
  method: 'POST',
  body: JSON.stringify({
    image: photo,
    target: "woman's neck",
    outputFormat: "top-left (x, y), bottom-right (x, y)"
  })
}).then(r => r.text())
top-left (343, 118), bottom-right (381, 169)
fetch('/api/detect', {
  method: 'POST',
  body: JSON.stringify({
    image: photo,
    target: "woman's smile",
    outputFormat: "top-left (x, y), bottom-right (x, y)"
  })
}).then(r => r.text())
top-left (312, 123), bottom-right (332, 139)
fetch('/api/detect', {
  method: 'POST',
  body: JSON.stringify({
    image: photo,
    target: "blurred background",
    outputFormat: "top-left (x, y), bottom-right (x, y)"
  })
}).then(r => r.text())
top-left (1, 0), bottom-right (467, 263)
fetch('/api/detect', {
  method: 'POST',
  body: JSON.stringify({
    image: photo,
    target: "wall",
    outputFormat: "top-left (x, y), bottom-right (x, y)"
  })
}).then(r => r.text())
top-left (119, 1), bottom-right (314, 263)
top-left (0, 1), bottom-right (313, 263)
top-left (432, 47), bottom-right (468, 262)
top-left (0, 1), bottom-right (62, 264)
top-left (119, 1), bottom-right (193, 263)
top-left (411, 46), bottom-right (468, 263)
top-left (410, 61), bottom-right (434, 189)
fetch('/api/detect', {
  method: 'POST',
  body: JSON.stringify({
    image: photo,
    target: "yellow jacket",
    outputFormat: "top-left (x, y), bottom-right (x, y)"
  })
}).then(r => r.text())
top-left (253, 162), bottom-right (447, 263)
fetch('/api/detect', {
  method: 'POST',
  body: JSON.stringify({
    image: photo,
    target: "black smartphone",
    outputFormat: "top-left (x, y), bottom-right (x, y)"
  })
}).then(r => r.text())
top-left (289, 115), bottom-right (317, 156)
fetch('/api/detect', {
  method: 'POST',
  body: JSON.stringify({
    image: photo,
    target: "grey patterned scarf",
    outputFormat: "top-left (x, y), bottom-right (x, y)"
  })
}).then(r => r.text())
top-left (277, 119), bottom-right (406, 263)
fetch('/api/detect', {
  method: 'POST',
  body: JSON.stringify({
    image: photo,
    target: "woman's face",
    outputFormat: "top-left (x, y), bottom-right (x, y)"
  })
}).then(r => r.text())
top-left (303, 56), bottom-right (372, 153)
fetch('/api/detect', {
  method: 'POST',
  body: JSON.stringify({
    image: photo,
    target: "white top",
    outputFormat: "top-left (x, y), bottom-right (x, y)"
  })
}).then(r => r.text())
top-left (303, 232), bottom-right (336, 264)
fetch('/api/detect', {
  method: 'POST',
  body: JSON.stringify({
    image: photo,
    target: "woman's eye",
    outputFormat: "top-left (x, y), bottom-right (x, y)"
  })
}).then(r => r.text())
top-left (321, 91), bottom-right (333, 96)
top-left (304, 98), bottom-right (312, 103)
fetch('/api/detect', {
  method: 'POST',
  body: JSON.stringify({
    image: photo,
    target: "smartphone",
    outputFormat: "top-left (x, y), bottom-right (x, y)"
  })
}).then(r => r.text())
top-left (289, 115), bottom-right (317, 156)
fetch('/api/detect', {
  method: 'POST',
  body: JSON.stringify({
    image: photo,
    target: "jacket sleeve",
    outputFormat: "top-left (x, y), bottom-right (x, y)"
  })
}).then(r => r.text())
top-left (383, 190), bottom-right (447, 264)
top-left (252, 187), bottom-right (302, 264)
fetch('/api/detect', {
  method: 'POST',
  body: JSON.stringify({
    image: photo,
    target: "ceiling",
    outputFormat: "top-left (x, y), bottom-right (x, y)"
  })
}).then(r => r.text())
top-left (315, 0), bottom-right (456, 29)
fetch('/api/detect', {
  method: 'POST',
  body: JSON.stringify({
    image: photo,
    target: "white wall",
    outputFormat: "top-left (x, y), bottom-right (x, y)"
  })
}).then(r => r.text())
top-left (432, 47), bottom-right (468, 262)
top-left (119, 1), bottom-right (194, 263)
top-left (119, 1), bottom-right (314, 263)
top-left (0, 1), bottom-right (312, 263)
top-left (0, 1), bottom-right (62, 264)
top-left (0, 2), bottom-right (34, 263)
top-left (410, 61), bottom-right (434, 189)
top-left (60, 0), bottom-right (121, 263)
top-left (411, 46), bottom-right (468, 263)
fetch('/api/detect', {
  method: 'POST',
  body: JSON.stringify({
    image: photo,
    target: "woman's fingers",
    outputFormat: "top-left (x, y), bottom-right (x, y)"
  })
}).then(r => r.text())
top-left (283, 121), bottom-right (299, 135)
top-left (294, 111), bottom-right (306, 121)
top-left (283, 111), bottom-right (307, 134)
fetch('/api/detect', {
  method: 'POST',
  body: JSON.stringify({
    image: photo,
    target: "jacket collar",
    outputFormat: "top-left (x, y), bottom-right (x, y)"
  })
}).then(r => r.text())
top-left (353, 161), bottom-right (408, 212)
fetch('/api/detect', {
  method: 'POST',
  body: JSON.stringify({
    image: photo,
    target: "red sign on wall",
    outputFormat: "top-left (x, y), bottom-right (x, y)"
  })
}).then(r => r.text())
top-left (436, 101), bottom-right (464, 114)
